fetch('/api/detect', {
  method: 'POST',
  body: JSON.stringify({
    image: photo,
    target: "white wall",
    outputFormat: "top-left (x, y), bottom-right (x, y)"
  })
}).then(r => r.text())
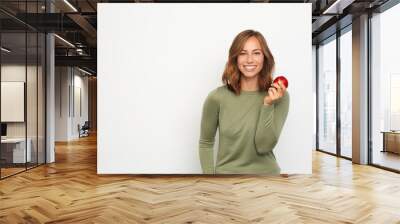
top-left (55, 67), bottom-right (69, 141)
top-left (72, 72), bottom-right (89, 138)
top-left (98, 3), bottom-right (313, 174)
top-left (55, 67), bottom-right (89, 141)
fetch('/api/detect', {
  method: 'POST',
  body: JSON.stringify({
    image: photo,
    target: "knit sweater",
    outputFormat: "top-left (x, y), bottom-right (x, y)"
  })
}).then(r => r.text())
top-left (198, 85), bottom-right (290, 174)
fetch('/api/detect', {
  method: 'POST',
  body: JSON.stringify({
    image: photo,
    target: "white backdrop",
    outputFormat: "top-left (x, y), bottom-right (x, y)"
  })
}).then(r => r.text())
top-left (98, 3), bottom-right (312, 174)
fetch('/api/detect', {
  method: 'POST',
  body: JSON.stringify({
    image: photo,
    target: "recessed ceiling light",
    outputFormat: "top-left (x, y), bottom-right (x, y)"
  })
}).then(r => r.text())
top-left (54, 34), bottom-right (75, 48)
top-left (78, 67), bottom-right (93, 76)
top-left (1, 47), bottom-right (11, 53)
top-left (322, 0), bottom-right (354, 15)
top-left (63, 0), bottom-right (78, 12)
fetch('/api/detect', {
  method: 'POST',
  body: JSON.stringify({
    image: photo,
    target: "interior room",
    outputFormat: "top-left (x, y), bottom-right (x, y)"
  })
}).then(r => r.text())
top-left (0, 0), bottom-right (399, 223)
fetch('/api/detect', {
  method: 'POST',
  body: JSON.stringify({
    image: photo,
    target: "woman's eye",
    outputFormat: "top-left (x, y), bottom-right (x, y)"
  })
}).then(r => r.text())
top-left (239, 52), bottom-right (246, 55)
top-left (254, 52), bottom-right (261, 55)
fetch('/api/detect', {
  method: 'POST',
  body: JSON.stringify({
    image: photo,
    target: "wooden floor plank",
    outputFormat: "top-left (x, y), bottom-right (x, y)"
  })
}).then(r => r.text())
top-left (1, 134), bottom-right (400, 223)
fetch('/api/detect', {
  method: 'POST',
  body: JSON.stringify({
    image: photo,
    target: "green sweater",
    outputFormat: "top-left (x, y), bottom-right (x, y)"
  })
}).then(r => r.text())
top-left (199, 85), bottom-right (290, 175)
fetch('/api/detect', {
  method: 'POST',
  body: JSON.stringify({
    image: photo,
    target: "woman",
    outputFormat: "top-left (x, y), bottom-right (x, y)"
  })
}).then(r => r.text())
top-left (199, 29), bottom-right (289, 175)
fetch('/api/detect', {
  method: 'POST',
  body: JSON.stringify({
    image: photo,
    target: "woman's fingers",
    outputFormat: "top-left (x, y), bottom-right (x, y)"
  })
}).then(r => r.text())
top-left (273, 81), bottom-right (286, 97)
top-left (270, 87), bottom-right (278, 98)
top-left (268, 88), bottom-right (274, 96)
top-left (266, 80), bottom-right (288, 105)
top-left (272, 82), bottom-right (285, 95)
top-left (277, 81), bottom-right (287, 92)
top-left (279, 81), bottom-right (286, 93)
top-left (272, 82), bottom-right (280, 90)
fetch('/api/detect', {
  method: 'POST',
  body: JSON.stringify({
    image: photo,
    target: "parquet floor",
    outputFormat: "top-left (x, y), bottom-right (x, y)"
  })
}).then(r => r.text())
top-left (1, 167), bottom-right (26, 178)
top-left (1, 134), bottom-right (400, 223)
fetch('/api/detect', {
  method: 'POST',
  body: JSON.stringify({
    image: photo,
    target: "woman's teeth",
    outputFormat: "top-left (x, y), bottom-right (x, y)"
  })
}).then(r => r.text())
top-left (244, 65), bottom-right (257, 72)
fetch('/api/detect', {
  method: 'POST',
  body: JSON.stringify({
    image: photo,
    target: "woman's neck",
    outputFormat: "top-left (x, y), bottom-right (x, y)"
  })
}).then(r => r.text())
top-left (240, 76), bottom-right (259, 91)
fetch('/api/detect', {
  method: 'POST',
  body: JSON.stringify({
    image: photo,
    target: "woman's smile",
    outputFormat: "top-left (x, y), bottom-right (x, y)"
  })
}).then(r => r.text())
top-left (243, 65), bottom-right (258, 72)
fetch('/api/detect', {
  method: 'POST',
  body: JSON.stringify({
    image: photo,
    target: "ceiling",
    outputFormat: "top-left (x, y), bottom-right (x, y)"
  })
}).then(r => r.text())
top-left (0, 0), bottom-right (393, 75)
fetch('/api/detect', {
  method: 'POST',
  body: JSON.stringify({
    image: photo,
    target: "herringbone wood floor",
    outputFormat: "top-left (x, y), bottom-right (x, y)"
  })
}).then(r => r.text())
top-left (1, 134), bottom-right (400, 224)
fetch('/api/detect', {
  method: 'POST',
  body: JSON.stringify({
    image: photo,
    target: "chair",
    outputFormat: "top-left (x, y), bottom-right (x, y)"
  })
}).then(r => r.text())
top-left (79, 121), bottom-right (90, 138)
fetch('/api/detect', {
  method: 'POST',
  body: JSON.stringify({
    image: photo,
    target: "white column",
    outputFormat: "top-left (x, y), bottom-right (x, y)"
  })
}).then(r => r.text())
top-left (46, 1), bottom-right (56, 163)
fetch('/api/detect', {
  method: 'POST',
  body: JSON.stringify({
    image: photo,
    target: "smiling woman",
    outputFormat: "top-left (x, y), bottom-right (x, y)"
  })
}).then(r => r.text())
top-left (198, 29), bottom-right (290, 175)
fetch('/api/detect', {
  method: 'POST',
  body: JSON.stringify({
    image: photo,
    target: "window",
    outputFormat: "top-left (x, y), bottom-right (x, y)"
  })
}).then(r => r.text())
top-left (371, 2), bottom-right (400, 171)
top-left (318, 36), bottom-right (337, 154)
top-left (340, 28), bottom-right (352, 158)
top-left (0, 1), bottom-right (47, 179)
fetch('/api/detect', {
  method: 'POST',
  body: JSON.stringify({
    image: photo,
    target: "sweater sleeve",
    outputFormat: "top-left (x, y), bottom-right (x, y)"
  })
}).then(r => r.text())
top-left (198, 90), bottom-right (219, 174)
top-left (254, 92), bottom-right (290, 155)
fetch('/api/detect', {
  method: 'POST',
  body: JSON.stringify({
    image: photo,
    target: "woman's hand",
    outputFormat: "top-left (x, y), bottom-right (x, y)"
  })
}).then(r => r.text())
top-left (263, 81), bottom-right (287, 106)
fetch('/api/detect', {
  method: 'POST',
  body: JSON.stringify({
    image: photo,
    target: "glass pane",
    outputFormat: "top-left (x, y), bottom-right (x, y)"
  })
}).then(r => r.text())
top-left (38, 33), bottom-right (45, 165)
top-left (27, 31), bottom-right (38, 169)
top-left (340, 29), bottom-right (352, 158)
top-left (313, 46), bottom-right (317, 150)
top-left (371, 4), bottom-right (400, 171)
top-left (1, 32), bottom-right (27, 178)
top-left (318, 37), bottom-right (337, 154)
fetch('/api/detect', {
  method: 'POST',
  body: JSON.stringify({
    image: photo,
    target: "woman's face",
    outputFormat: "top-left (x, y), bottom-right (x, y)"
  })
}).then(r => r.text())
top-left (237, 36), bottom-right (264, 79)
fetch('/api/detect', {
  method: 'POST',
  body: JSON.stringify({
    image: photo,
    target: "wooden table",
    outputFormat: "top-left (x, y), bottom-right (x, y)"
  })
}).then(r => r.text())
top-left (381, 131), bottom-right (400, 154)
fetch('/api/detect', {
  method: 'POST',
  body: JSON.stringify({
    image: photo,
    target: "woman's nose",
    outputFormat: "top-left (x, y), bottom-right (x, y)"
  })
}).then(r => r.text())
top-left (246, 54), bottom-right (254, 63)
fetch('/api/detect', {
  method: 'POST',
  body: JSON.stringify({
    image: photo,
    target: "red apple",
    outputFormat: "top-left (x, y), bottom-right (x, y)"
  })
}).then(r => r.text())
top-left (273, 76), bottom-right (288, 88)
